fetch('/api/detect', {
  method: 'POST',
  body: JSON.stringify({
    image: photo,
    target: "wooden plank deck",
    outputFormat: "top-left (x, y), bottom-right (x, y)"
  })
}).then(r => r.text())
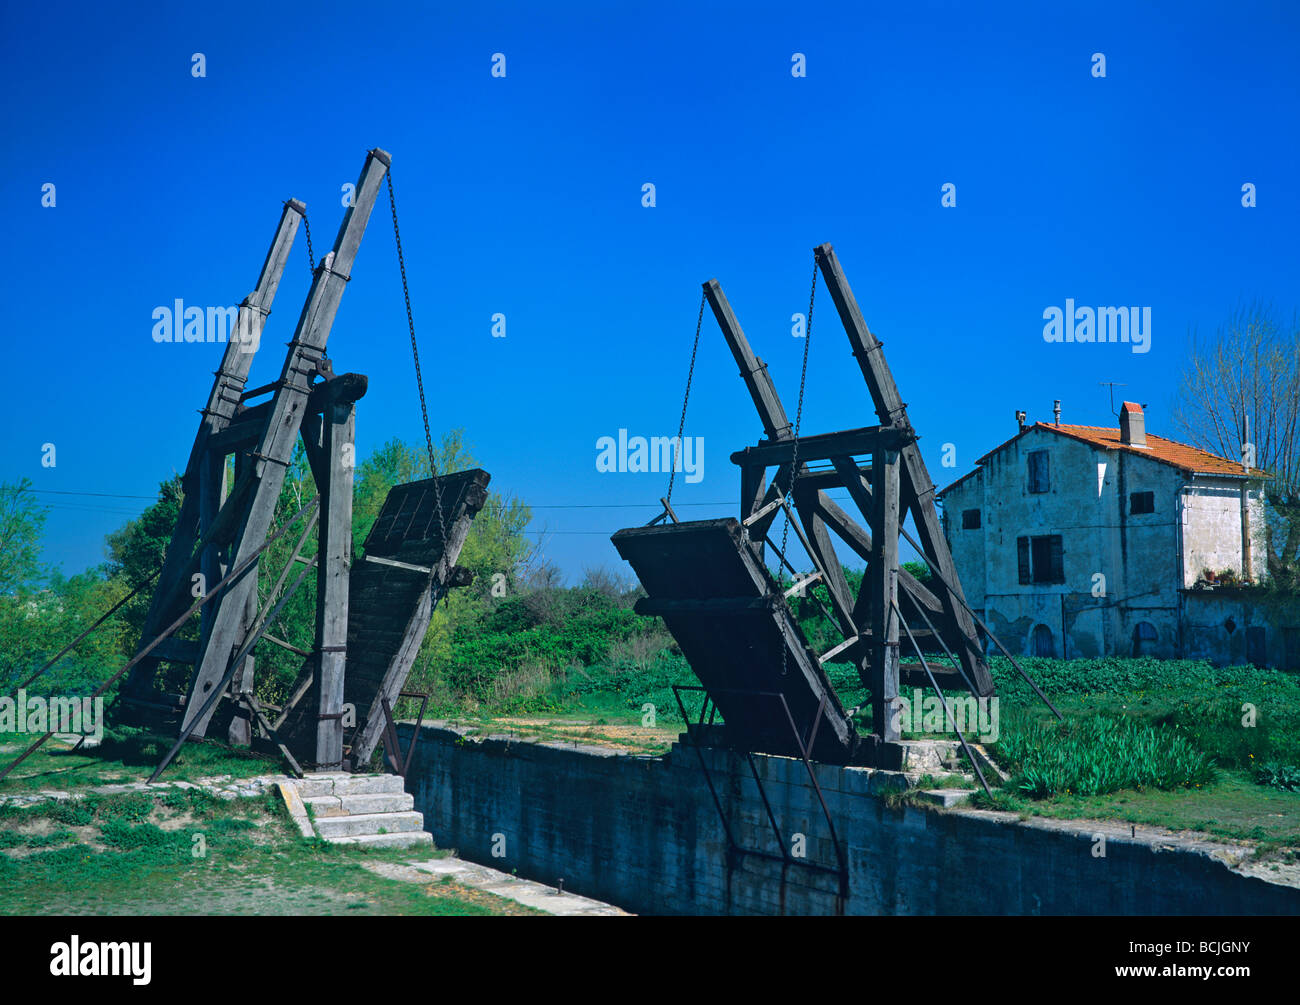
top-left (279, 469), bottom-right (490, 764)
top-left (612, 518), bottom-right (858, 763)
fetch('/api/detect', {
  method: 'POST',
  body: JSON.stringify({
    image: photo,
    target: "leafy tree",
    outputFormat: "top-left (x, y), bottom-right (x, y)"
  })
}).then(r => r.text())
top-left (103, 476), bottom-right (184, 653)
top-left (0, 478), bottom-right (50, 594)
top-left (902, 560), bottom-right (934, 585)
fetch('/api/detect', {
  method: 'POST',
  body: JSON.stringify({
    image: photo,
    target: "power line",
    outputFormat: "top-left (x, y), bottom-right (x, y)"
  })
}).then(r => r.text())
top-left (526, 501), bottom-right (730, 509)
top-left (20, 488), bottom-right (158, 500)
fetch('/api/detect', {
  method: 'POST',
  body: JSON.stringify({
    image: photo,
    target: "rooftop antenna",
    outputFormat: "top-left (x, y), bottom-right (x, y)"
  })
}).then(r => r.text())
top-left (1099, 380), bottom-right (1127, 419)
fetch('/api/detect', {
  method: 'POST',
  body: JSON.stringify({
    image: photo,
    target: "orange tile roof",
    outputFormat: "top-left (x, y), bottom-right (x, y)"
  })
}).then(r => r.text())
top-left (939, 421), bottom-right (1259, 497)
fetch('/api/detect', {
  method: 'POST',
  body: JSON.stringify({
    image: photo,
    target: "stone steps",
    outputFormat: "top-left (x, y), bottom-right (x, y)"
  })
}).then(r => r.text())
top-left (332, 831), bottom-right (434, 850)
top-left (277, 773), bottom-right (433, 850)
top-left (314, 810), bottom-right (426, 839)
top-left (303, 791), bottom-right (414, 816)
top-left (295, 772), bottom-right (407, 799)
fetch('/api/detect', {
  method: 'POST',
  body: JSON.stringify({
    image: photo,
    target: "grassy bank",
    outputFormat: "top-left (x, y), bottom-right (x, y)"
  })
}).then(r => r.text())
top-left (0, 768), bottom-right (529, 915)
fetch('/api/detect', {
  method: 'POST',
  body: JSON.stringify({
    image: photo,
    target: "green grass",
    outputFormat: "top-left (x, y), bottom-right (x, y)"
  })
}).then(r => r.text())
top-left (951, 656), bottom-right (1300, 845)
top-left (0, 785), bottom-right (527, 915)
top-left (972, 770), bottom-right (1300, 850)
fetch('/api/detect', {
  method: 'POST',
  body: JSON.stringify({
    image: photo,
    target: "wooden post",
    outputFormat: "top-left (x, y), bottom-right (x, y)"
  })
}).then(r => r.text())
top-left (314, 396), bottom-right (356, 769)
top-left (870, 448), bottom-right (901, 743)
top-left (225, 454), bottom-right (256, 747)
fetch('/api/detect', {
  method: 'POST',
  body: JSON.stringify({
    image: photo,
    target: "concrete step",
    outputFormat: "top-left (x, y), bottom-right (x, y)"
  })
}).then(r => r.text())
top-left (303, 792), bottom-right (414, 816)
top-left (332, 831), bottom-right (434, 850)
top-left (314, 810), bottom-right (425, 839)
top-left (293, 773), bottom-right (352, 799)
top-left (915, 788), bottom-right (976, 808)
top-left (290, 772), bottom-right (407, 799)
top-left (332, 774), bottom-right (408, 796)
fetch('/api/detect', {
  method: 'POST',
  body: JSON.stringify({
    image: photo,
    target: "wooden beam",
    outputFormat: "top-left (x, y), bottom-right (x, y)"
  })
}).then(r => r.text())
top-left (122, 201), bottom-right (304, 706)
top-left (703, 279), bottom-right (792, 440)
top-left (731, 425), bottom-right (913, 469)
top-left (815, 242), bottom-right (993, 695)
top-left (314, 398), bottom-right (356, 770)
top-left (209, 372), bottom-right (369, 456)
top-left (870, 449), bottom-right (901, 741)
top-left (788, 463), bottom-right (871, 492)
top-left (703, 279), bottom-right (804, 543)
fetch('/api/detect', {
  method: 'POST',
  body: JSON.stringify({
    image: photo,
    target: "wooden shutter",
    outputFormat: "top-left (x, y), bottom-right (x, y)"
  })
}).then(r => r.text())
top-left (1028, 451), bottom-right (1050, 493)
top-left (1017, 536), bottom-right (1031, 584)
top-left (1048, 535), bottom-right (1064, 583)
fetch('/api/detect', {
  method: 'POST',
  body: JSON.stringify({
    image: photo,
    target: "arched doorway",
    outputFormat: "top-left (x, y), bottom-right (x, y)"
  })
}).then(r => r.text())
top-left (1031, 623), bottom-right (1055, 657)
top-left (1132, 621), bottom-right (1157, 656)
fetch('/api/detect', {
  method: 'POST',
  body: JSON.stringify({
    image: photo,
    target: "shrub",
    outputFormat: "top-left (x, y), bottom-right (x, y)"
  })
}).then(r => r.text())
top-left (994, 711), bottom-right (1215, 797)
top-left (1254, 762), bottom-right (1300, 792)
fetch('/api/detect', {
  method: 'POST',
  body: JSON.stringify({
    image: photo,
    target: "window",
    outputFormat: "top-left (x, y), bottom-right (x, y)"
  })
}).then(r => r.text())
top-left (1130, 491), bottom-right (1155, 515)
top-left (1132, 621), bottom-right (1157, 656)
top-left (962, 508), bottom-right (981, 530)
top-left (1027, 450), bottom-right (1050, 493)
top-left (1031, 624), bottom-right (1056, 657)
top-left (1017, 534), bottom-right (1065, 585)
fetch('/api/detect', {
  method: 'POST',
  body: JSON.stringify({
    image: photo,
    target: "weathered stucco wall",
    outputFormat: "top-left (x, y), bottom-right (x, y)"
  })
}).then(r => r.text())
top-left (1183, 592), bottom-right (1300, 669)
top-left (401, 723), bottom-right (1300, 916)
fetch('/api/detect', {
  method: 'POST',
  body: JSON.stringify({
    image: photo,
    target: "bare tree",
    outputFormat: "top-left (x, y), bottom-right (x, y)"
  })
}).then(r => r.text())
top-left (580, 564), bottom-right (632, 601)
top-left (1173, 304), bottom-right (1300, 582)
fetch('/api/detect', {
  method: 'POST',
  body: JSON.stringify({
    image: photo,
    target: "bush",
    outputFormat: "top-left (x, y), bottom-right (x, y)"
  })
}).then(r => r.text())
top-left (1254, 762), bottom-right (1300, 792)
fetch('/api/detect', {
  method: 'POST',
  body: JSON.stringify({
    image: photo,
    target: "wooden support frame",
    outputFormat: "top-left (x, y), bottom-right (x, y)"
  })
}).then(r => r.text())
top-left (691, 247), bottom-right (997, 759)
top-left (80, 149), bottom-right (493, 781)
top-left (180, 149), bottom-right (391, 738)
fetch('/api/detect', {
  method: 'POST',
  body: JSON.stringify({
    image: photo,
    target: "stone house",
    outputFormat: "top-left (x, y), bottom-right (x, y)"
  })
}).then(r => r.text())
top-left (937, 402), bottom-right (1299, 668)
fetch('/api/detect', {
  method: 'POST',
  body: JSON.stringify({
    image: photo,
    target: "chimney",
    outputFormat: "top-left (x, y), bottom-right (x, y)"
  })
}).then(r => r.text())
top-left (1119, 401), bottom-right (1146, 447)
top-left (1053, 400), bottom-right (1061, 426)
top-left (1016, 409), bottom-right (1027, 432)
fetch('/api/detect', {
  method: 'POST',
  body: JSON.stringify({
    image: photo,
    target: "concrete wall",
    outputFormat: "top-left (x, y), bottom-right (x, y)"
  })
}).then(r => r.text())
top-left (401, 723), bottom-right (1300, 916)
top-left (1183, 591), bottom-right (1300, 669)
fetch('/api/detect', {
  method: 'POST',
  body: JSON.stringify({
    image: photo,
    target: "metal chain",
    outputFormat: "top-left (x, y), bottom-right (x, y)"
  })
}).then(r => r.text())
top-left (386, 170), bottom-right (449, 551)
top-left (778, 255), bottom-right (817, 676)
top-left (665, 291), bottom-right (706, 507)
top-left (302, 212), bottom-right (315, 274)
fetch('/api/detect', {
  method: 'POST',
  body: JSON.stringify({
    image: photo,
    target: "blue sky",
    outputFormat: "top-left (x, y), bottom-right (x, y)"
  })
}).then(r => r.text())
top-left (3, 0), bottom-right (1297, 582)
